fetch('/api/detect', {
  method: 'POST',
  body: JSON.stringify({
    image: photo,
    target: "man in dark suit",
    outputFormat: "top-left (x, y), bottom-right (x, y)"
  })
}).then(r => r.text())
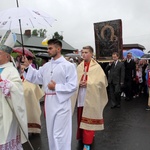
top-left (106, 52), bottom-right (125, 108)
top-left (124, 52), bottom-right (136, 101)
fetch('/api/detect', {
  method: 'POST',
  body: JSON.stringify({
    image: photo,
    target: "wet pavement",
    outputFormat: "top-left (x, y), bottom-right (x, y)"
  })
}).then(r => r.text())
top-left (23, 93), bottom-right (150, 150)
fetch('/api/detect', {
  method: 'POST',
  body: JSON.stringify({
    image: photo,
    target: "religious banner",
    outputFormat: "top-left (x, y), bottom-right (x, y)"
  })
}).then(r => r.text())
top-left (94, 19), bottom-right (122, 61)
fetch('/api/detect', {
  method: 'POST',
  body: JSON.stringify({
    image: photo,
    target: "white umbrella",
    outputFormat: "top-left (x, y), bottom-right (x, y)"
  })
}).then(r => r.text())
top-left (0, 7), bottom-right (56, 29)
top-left (0, 7), bottom-right (56, 55)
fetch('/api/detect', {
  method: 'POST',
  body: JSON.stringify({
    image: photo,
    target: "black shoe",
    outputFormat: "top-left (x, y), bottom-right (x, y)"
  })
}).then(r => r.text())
top-left (111, 105), bottom-right (116, 109)
top-left (146, 106), bottom-right (150, 111)
top-left (77, 140), bottom-right (83, 150)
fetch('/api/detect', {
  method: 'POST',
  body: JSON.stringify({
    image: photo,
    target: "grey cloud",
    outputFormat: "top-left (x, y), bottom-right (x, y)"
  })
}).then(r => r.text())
top-left (0, 0), bottom-right (150, 52)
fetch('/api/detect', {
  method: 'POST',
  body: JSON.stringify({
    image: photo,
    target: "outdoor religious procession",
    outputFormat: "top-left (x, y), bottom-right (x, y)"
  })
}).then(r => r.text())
top-left (0, 0), bottom-right (150, 150)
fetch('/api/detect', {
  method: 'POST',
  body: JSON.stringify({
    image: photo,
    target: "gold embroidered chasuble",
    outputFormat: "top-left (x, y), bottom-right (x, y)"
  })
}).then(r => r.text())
top-left (72, 59), bottom-right (108, 130)
top-left (23, 80), bottom-right (44, 133)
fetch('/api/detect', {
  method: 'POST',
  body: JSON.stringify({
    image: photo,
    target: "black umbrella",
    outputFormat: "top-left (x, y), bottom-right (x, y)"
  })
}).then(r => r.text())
top-left (140, 54), bottom-right (150, 59)
top-left (35, 52), bottom-right (51, 59)
top-left (65, 53), bottom-right (81, 58)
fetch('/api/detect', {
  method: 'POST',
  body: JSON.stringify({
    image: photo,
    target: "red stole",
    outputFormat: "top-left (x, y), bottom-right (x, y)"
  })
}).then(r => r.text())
top-left (81, 61), bottom-right (90, 81)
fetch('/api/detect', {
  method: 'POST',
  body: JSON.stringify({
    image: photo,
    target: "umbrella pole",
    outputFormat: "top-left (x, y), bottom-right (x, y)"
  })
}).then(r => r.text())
top-left (16, 0), bottom-right (25, 56)
top-left (18, 19), bottom-right (25, 56)
top-left (16, 0), bottom-right (19, 7)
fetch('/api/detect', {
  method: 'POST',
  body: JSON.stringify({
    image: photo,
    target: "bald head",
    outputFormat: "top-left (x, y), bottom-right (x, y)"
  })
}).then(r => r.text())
top-left (0, 50), bottom-right (11, 65)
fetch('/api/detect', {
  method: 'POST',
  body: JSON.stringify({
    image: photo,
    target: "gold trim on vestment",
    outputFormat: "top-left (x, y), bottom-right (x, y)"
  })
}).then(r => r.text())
top-left (81, 117), bottom-right (104, 125)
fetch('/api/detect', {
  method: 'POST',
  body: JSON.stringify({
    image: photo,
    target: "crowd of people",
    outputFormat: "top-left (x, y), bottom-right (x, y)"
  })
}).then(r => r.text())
top-left (0, 30), bottom-right (150, 150)
top-left (105, 52), bottom-right (150, 110)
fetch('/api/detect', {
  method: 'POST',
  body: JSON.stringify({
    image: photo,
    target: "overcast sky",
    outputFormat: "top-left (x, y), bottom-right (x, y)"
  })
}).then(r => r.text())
top-left (1, 0), bottom-right (150, 53)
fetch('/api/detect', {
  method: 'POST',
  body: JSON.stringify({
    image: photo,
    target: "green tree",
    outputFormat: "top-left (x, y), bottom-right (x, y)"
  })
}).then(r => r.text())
top-left (52, 32), bottom-right (63, 40)
top-left (38, 29), bottom-right (47, 37)
top-left (32, 29), bottom-right (47, 37)
top-left (32, 29), bottom-right (38, 36)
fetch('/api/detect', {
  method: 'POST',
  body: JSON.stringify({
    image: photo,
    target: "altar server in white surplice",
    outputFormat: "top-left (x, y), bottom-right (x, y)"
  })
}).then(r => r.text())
top-left (22, 38), bottom-right (77, 150)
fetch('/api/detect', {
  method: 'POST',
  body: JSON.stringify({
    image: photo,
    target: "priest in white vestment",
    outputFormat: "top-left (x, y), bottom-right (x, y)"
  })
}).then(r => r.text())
top-left (22, 39), bottom-right (77, 150)
top-left (0, 30), bottom-right (28, 150)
